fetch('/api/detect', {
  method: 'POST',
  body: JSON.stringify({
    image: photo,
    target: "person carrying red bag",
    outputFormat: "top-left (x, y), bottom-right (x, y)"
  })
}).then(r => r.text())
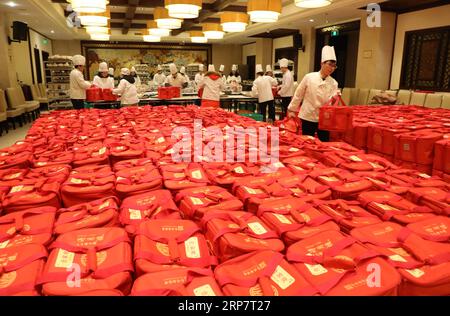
top-left (287, 45), bottom-right (340, 142)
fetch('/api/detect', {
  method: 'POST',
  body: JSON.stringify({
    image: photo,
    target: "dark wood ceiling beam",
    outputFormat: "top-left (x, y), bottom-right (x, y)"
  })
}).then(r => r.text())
top-left (122, 0), bottom-right (140, 34)
top-left (172, 0), bottom-right (242, 36)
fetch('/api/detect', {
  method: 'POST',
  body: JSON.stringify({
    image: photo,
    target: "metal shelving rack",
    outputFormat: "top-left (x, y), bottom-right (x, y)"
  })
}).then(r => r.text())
top-left (134, 64), bottom-right (151, 85)
top-left (45, 56), bottom-right (73, 110)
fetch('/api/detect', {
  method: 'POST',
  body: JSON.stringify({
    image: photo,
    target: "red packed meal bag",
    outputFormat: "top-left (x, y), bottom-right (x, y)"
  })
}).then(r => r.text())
top-left (120, 190), bottom-right (181, 235)
top-left (39, 227), bottom-right (134, 296)
top-left (0, 244), bottom-right (47, 296)
top-left (0, 207), bottom-right (57, 249)
top-left (286, 230), bottom-right (400, 296)
top-left (214, 250), bottom-right (317, 296)
top-left (131, 268), bottom-right (223, 296)
top-left (115, 163), bottom-right (163, 199)
top-left (134, 220), bottom-right (217, 276)
top-left (54, 197), bottom-right (120, 235)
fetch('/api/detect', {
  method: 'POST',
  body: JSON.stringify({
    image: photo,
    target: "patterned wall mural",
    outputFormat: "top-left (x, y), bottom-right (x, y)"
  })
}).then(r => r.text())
top-left (81, 42), bottom-right (211, 80)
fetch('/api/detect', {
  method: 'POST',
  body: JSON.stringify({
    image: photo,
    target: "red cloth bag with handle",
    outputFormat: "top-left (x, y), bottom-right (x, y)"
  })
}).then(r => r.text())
top-left (319, 95), bottom-right (353, 132)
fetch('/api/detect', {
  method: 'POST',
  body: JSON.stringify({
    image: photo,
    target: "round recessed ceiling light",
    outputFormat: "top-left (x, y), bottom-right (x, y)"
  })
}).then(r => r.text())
top-left (6, 1), bottom-right (18, 8)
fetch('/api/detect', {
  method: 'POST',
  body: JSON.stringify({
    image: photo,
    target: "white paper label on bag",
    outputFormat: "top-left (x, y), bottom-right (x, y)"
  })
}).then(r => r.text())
top-left (273, 214), bottom-right (293, 225)
top-left (191, 170), bottom-right (203, 180)
top-left (116, 177), bottom-right (126, 182)
top-left (368, 162), bottom-right (382, 169)
top-left (373, 202), bottom-right (396, 211)
top-left (129, 209), bottom-right (142, 220)
top-left (10, 185), bottom-right (24, 193)
top-left (304, 263), bottom-right (328, 276)
top-left (70, 178), bottom-right (86, 184)
top-left (289, 147), bottom-right (300, 152)
top-left (190, 197), bottom-right (204, 206)
top-left (185, 237), bottom-right (201, 259)
top-left (234, 166), bottom-right (244, 174)
top-left (165, 149), bottom-right (175, 154)
top-left (98, 147), bottom-right (107, 155)
top-left (36, 162), bottom-right (47, 167)
top-left (156, 137), bottom-right (165, 144)
top-left (7, 172), bottom-right (22, 179)
top-left (273, 162), bottom-right (285, 168)
top-left (388, 254), bottom-right (407, 263)
top-left (405, 268), bottom-right (425, 278)
top-left (419, 173), bottom-right (431, 179)
top-left (247, 222), bottom-right (267, 235)
top-left (54, 249), bottom-right (75, 268)
top-left (244, 187), bottom-right (257, 194)
top-left (99, 200), bottom-right (110, 210)
top-left (350, 155), bottom-right (363, 162)
top-left (271, 265), bottom-right (295, 290)
top-left (80, 136), bottom-right (88, 140)
top-left (319, 176), bottom-right (340, 182)
top-left (193, 284), bottom-right (217, 296)
top-left (0, 240), bottom-right (9, 249)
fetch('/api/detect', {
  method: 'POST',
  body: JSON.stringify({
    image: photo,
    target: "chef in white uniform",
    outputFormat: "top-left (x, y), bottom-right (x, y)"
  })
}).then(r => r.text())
top-left (153, 65), bottom-right (166, 87)
top-left (194, 64), bottom-right (205, 87)
top-left (198, 64), bottom-right (224, 108)
top-left (180, 66), bottom-right (190, 84)
top-left (130, 66), bottom-right (141, 87)
top-left (69, 54), bottom-right (91, 110)
top-left (278, 58), bottom-right (295, 119)
top-left (288, 46), bottom-right (339, 142)
top-left (227, 64), bottom-right (242, 84)
top-left (93, 62), bottom-right (115, 89)
top-left (252, 64), bottom-right (278, 122)
top-left (165, 63), bottom-right (187, 88)
top-left (219, 65), bottom-right (227, 85)
top-left (113, 68), bottom-right (139, 107)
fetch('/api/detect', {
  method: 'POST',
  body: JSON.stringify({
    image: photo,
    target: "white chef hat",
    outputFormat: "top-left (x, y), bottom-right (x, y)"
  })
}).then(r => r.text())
top-left (231, 64), bottom-right (238, 72)
top-left (157, 65), bottom-right (162, 71)
top-left (255, 64), bottom-right (263, 74)
top-left (219, 65), bottom-right (225, 72)
top-left (198, 64), bottom-right (204, 72)
top-left (279, 58), bottom-right (289, 68)
top-left (266, 65), bottom-right (272, 72)
top-left (121, 68), bottom-right (130, 76)
top-left (180, 66), bottom-right (186, 74)
top-left (72, 55), bottom-right (86, 66)
top-left (99, 62), bottom-right (108, 72)
top-left (321, 45), bottom-right (337, 63)
top-left (109, 67), bottom-right (114, 75)
top-left (208, 64), bottom-right (215, 72)
top-left (130, 66), bottom-right (136, 73)
top-left (169, 63), bottom-right (178, 74)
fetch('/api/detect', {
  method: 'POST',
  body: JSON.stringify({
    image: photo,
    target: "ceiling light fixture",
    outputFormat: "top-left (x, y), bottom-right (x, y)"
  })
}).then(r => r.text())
top-left (247, 0), bottom-right (281, 23)
top-left (67, 0), bottom-right (109, 14)
top-left (85, 25), bottom-right (109, 34)
top-left (6, 1), bottom-right (17, 8)
top-left (202, 23), bottom-right (224, 39)
top-left (78, 7), bottom-right (110, 27)
top-left (90, 32), bottom-right (110, 41)
top-left (153, 7), bottom-right (183, 30)
top-left (220, 12), bottom-right (249, 33)
top-left (147, 21), bottom-right (171, 37)
top-left (294, 0), bottom-right (332, 9)
top-left (190, 31), bottom-right (207, 43)
top-left (165, 0), bottom-right (202, 19)
top-left (143, 30), bottom-right (161, 42)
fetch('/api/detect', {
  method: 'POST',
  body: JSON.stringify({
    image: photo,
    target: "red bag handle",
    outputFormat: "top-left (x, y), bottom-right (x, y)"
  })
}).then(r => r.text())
top-left (324, 94), bottom-right (347, 107)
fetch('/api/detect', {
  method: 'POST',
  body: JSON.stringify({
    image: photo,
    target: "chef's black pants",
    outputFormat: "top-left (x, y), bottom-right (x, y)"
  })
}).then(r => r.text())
top-left (301, 119), bottom-right (330, 142)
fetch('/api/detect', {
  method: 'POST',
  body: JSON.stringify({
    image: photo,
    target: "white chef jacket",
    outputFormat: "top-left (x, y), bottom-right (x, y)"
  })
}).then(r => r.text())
top-left (227, 75), bottom-right (242, 84)
top-left (199, 74), bottom-right (224, 102)
top-left (278, 70), bottom-right (294, 97)
top-left (251, 75), bottom-right (277, 103)
top-left (288, 71), bottom-right (339, 123)
top-left (153, 73), bottom-right (166, 86)
top-left (165, 73), bottom-right (187, 88)
top-left (92, 76), bottom-right (115, 89)
top-left (113, 79), bottom-right (139, 105)
top-left (70, 68), bottom-right (91, 99)
top-left (134, 76), bottom-right (141, 87)
top-left (194, 73), bottom-right (204, 86)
